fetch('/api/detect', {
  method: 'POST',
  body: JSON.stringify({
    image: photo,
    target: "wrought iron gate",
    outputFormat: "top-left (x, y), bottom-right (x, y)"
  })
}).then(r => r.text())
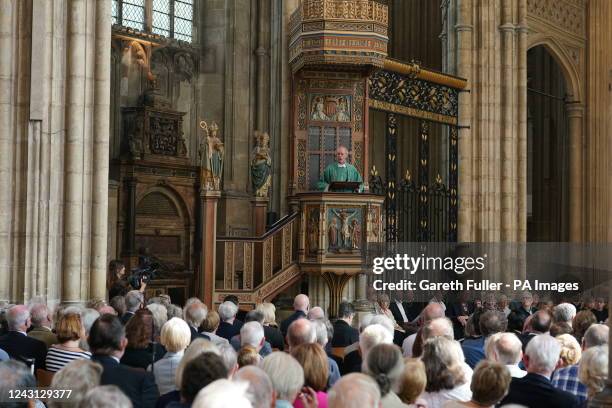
top-left (367, 61), bottom-right (465, 242)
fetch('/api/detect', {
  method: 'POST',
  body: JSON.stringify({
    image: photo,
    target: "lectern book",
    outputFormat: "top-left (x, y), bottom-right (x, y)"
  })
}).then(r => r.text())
top-left (328, 181), bottom-right (360, 192)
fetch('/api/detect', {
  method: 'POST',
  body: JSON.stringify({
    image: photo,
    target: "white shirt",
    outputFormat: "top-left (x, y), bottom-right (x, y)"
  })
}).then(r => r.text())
top-left (338, 163), bottom-right (346, 168)
top-left (506, 364), bottom-right (527, 378)
top-left (394, 300), bottom-right (409, 323)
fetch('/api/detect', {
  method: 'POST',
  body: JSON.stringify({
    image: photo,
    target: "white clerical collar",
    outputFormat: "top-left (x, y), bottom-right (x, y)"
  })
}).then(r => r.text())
top-left (338, 163), bottom-right (347, 168)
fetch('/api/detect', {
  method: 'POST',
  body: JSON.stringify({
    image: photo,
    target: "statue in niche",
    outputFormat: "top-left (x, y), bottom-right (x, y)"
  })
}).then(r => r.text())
top-left (308, 212), bottom-right (319, 254)
top-left (328, 217), bottom-right (339, 250)
top-left (199, 120), bottom-right (225, 190)
top-left (311, 96), bottom-right (329, 121)
top-left (250, 131), bottom-right (272, 197)
top-left (350, 219), bottom-right (361, 249)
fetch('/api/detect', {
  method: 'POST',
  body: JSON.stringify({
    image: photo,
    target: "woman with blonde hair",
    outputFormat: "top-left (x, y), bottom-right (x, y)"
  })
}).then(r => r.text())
top-left (149, 317), bottom-right (191, 395)
top-left (556, 333), bottom-right (582, 367)
top-left (398, 358), bottom-right (427, 406)
top-left (256, 302), bottom-right (284, 350)
top-left (579, 345), bottom-right (608, 402)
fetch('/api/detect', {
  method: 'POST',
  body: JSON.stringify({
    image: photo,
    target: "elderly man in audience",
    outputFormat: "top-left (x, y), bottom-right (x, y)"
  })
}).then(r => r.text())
top-left (500, 334), bottom-right (579, 408)
top-left (89, 314), bottom-right (159, 408)
top-left (260, 351), bottom-right (308, 408)
top-left (578, 345), bottom-right (608, 404)
top-left (230, 311), bottom-right (272, 356)
top-left (237, 321), bottom-right (267, 356)
top-left (485, 332), bottom-right (527, 378)
top-left (200, 310), bottom-right (230, 346)
top-left (552, 323), bottom-right (609, 404)
top-left (402, 302), bottom-right (445, 357)
top-left (0, 304), bottom-right (47, 369)
top-left (287, 317), bottom-right (341, 387)
top-left (122, 290), bottom-right (144, 325)
top-left (307, 306), bottom-right (325, 321)
top-left (508, 291), bottom-right (537, 332)
top-left (328, 372), bottom-right (381, 408)
top-left (192, 379), bottom-right (254, 408)
top-left (519, 309), bottom-right (552, 349)
top-left (47, 360), bottom-right (102, 408)
top-left (150, 317), bottom-right (191, 395)
top-left (444, 360), bottom-right (512, 408)
top-left (362, 343), bottom-right (407, 408)
top-left (217, 301), bottom-right (244, 341)
top-left (184, 302), bottom-right (209, 343)
top-left (80, 385), bottom-right (133, 408)
top-left (461, 310), bottom-right (507, 368)
top-left (281, 294), bottom-right (310, 337)
top-left (421, 336), bottom-right (472, 406)
top-left (552, 302), bottom-right (577, 335)
top-left (28, 303), bottom-right (58, 347)
top-left (332, 301), bottom-right (359, 348)
top-left (234, 365), bottom-right (276, 408)
top-left (0, 360), bottom-right (38, 407)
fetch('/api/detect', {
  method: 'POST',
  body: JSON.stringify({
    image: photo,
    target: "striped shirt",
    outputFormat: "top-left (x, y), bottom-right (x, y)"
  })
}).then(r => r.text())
top-left (45, 345), bottom-right (91, 372)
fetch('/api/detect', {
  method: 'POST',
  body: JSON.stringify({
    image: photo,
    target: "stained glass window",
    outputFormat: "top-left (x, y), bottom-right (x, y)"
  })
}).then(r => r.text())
top-left (306, 126), bottom-right (353, 190)
top-left (113, 0), bottom-right (193, 43)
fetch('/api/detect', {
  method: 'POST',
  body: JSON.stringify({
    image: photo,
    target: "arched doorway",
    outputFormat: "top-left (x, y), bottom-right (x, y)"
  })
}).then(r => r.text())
top-left (527, 45), bottom-right (571, 242)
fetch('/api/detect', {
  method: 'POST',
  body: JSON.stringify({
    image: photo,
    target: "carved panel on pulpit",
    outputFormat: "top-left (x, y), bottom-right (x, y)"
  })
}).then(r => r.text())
top-left (327, 207), bottom-right (363, 254)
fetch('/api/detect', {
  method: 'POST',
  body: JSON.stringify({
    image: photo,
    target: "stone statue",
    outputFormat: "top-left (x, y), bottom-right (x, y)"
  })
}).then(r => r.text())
top-left (350, 219), bottom-right (361, 249)
top-left (251, 131), bottom-right (272, 197)
top-left (199, 120), bottom-right (225, 190)
top-left (308, 212), bottom-right (319, 254)
top-left (328, 217), bottom-right (338, 250)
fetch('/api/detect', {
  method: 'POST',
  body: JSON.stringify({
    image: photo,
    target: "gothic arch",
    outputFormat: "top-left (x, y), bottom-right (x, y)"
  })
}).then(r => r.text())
top-left (527, 35), bottom-right (582, 102)
top-left (136, 185), bottom-right (193, 227)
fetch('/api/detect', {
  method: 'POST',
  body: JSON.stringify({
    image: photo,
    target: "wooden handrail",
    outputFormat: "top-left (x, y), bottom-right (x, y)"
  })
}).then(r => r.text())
top-left (217, 212), bottom-right (298, 242)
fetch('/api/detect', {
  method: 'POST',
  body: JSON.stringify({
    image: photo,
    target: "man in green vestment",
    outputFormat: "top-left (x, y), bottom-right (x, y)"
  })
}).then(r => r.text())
top-left (316, 146), bottom-right (363, 192)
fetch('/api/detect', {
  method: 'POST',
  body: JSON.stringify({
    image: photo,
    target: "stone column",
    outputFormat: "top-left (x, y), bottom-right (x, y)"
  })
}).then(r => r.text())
top-left (456, 0), bottom-right (473, 242)
top-left (62, 0), bottom-right (88, 304)
top-left (90, 0), bottom-right (112, 300)
top-left (200, 190), bottom-right (221, 308)
top-left (566, 103), bottom-right (584, 243)
top-left (517, 0), bottom-right (528, 242)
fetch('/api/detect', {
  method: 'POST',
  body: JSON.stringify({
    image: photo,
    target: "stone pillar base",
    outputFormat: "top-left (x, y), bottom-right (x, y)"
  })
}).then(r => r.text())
top-left (321, 272), bottom-right (352, 318)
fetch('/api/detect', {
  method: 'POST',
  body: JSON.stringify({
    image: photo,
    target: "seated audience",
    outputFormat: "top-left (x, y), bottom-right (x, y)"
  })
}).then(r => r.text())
top-left (507, 291), bottom-right (536, 333)
top-left (591, 297), bottom-right (608, 323)
top-left (403, 302), bottom-right (445, 357)
top-left (519, 309), bottom-right (552, 349)
top-left (462, 310), bottom-right (507, 368)
top-left (0, 360), bottom-right (38, 407)
top-left (328, 373), bottom-right (381, 408)
top-left (343, 322), bottom-right (394, 375)
top-left (79, 385), bottom-right (133, 408)
top-left (184, 302), bottom-right (209, 342)
top-left (191, 379), bottom-right (253, 408)
top-left (233, 365), bottom-right (275, 408)
top-left (552, 323), bottom-right (609, 404)
top-left (573, 310), bottom-right (597, 344)
top-left (0, 304), bottom-right (47, 369)
top-left (166, 304), bottom-right (183, 320)
top-left (500, 334), bottom-right (578, 408)
top-left (146, 303), bottom-right (168, 341)
top-left (231, 312), bottom-right (272, 356)
top-left (446, 292), bottom-right (473, 340)
top-left (48, 359), bottom-right (103, 408)
top-left (121, 309), bottom-right (165, 369)
top-left (556, 333), bottom-right (582, 368)
top-left (89, 314), bottom-right (159, 408)
top-left (224, 295), bottom-right (248, 322)
top-left (122, 290), bottom-right (144, 325)
top-left (375, 293), bottom-right (405, 346)
top-left (81, 308), bottom-right (101, 351)
top-left (553, 303), bottom-right (577, 328)
top-left (170, 352), bottom-right (229, 408)
top-left (217, 342), bottom-right (239, 377)
top-left (485, 332), bottom-right (527, 378)
top-left (260, 351), bottom-right (305, 408)
top-left (46, 312), bottom-right (91, 372)
top-left (280, 294), bottom-right (310, 337)
top-left (362, 343), bottom-right (407, 408)
top-left (28, 303), bottom-right (58, 347)
top-left (109, 295), bottom-right (127, 316)
top-left (237, 345), bottom-right (261, 368)
top-left (443, 360), bottom-right (511, 408)
top-left (398, 358), bottom-right (427, 406)
top-left (288, 318), bottom-right (341, 387)
top-left (291, 343), bottom-right (330, 408)
top-left (332, 301), bottom-right (359, 347)
top-left (256, 302), bottom-right (284, 351)
top-left (307, 306), bottom-right (325, 321)
top-left (578, 345), bottom-right (608, 404)
top-left (150, 317), bottom-right (191, 395)
top-left (420, 337), bottom-right (472, 406)
top-left (217, 301), bottom-right (243, 341)
top-left (200, 310), bottom-right (230, 346)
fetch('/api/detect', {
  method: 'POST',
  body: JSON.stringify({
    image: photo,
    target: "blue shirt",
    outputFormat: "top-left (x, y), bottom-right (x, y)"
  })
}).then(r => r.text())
top-left (0, 348), bottom-right (9, 362)
top-left (551, 364), bottom-right (588, 403)
top-left (461, 336), bottom-right (485, 369)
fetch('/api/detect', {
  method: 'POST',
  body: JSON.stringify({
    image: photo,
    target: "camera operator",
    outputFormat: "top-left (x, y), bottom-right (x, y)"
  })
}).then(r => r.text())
top-left (107, 260), bottom-right (147, 299)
